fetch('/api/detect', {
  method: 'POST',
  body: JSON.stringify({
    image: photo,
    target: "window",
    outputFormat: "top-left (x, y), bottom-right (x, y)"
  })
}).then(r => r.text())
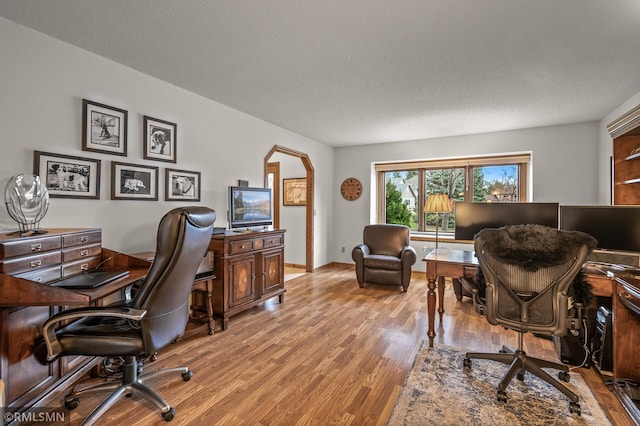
top-left (376, 154), bottom-right (529, 235)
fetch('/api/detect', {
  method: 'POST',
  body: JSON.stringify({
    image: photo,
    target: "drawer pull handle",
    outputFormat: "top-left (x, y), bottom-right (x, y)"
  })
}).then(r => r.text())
top-left (81, 263), bottom-right (89, 271)
top-left (30, 243), bottom-right (42, 252)
top-left (30, 260), bottom-right (42, 268)
top-left (80, 235), bottom-right (89, 243)
top-left (80, 249), bottom-right (89, 256)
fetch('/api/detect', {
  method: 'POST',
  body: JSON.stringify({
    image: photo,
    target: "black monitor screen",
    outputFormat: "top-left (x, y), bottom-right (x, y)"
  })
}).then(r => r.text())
top-left (454, 202), bottom-right (559, 241)
top-left (560, 205), bottom-right (640, 253)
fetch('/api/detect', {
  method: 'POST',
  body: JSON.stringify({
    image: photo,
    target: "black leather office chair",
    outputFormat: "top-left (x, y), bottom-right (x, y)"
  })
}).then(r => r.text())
top-left (460, 224), bottom-right (596, 415)
top-left (36, 206), bottom-right (215, 424)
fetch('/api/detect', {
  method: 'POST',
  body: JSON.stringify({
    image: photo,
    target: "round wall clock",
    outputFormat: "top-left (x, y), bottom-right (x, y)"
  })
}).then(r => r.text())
top-left (340, 178), bottom-right (362, 201)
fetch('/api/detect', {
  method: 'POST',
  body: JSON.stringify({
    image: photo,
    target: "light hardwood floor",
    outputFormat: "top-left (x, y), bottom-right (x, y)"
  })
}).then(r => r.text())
top-left (66, 264), bottom-right (632, 425)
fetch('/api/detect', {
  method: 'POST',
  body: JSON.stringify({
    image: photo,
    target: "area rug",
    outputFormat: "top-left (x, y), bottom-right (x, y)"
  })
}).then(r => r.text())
top-left (388, 343), bottom-right (611, 426)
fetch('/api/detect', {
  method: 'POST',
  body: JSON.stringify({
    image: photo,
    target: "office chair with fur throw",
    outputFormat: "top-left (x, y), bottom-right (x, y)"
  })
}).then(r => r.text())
top-left (36, 206), bottom-right (215, 425)
top-left (460, 224), bottom-right (596, 415)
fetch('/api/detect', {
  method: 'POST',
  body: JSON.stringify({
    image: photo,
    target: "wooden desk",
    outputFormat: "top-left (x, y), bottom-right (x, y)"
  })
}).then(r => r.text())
top-left (423, 249), bottom-right (478, 347)
top-left (0, 229), bottom-right (150, 413)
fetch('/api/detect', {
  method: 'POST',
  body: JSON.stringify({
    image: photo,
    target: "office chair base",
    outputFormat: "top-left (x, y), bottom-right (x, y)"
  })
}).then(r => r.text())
top-left (65, 356), bottom-right (191, 425)
top-left (464, 347), bottom-right (581, 415)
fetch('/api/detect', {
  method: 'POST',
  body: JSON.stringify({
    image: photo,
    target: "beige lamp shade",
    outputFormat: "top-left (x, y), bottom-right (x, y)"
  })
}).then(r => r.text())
top-left (424, 194), bottom-right (452, 213)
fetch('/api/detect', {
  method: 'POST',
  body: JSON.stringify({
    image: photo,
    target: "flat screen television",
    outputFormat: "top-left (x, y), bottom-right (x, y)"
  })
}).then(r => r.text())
top-left (560, 205), bottom-right (640, 253)
top-left (228, 186), bottom-right (273, 229)
top-left (454, 202), bottom-right (559, 241)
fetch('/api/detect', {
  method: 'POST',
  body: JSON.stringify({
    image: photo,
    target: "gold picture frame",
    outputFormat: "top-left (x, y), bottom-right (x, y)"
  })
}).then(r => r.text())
top-left (283, 178), bottom-right (306, 206)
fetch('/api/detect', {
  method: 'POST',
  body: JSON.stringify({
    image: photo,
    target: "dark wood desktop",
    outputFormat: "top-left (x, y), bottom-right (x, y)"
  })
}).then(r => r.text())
top-left (424, 248), bottom-right (640, 423)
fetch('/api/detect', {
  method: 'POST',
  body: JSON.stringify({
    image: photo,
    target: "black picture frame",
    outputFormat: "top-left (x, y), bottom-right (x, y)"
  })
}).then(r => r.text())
top-left (143, 116), bottom-right (177, 163)
top-left (111, 161), bottom-right (158, 200)
top-left (33, 151), bottom-right (101, 199)
top-left (165, 168), bottom-right (201, 201)
top-left (82, 99), bottom-right (128, 156)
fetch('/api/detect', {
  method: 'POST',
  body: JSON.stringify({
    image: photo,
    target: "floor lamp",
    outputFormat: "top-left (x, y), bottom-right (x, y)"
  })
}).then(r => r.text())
top-left (424, 193), bottom-right (452, 250)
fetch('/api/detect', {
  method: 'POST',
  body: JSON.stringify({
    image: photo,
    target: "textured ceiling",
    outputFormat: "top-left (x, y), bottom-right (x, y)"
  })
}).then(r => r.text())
top-left (2, 0), bottom-right (640, 146)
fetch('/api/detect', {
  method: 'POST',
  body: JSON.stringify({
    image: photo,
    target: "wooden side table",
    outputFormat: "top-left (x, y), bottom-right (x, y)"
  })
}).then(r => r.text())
top-left (129, 251), bottom-right (216, 335)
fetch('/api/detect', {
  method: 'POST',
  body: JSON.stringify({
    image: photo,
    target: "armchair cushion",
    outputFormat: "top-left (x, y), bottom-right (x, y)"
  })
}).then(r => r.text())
top-left (363, 254), bottom-right (402, 270)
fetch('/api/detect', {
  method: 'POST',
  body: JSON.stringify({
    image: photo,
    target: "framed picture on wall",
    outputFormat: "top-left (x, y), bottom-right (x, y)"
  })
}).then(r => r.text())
top-left (165, 168), bottom-right (201, 201)
top-left (143, 116), bottom-right (177, 163)
top-left (33, 151), bottom-right (101, 199)
top-left (82, 99), bottom-right (128, 156)
top-left (111, 161), bottom-right (158, 200)
top-left (283, 178), bottom-right (307, 206)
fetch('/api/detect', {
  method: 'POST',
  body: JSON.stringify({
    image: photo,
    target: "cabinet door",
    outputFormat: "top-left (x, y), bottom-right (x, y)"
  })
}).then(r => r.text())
top-left (258, 248), bottom-right (284, 297)
top-left (3, 306), bottom-right (59, 407)
top-left (227, 254), bottom-right (256, 308)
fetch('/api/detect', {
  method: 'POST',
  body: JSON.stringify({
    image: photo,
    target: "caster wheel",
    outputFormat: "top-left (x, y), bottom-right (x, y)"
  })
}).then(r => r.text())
top-left (64, 398), bottom-right (80, 410)
top-left (498, 349), bottom-right (506, 354)
top-left (463, 358), bottom-right (472, 368)
top-left (182, 370), bottom-right (193, 381)
top-left (162, 408), bottom-right (175, 422)
top-left (497, 390), bottom-right (507, 403)
top-left (517, 372), bottom-right (525, 381)
top-left (569, 402), bottom-right (581, 416)
top-left (208, 329), bottom-right (214, 335)
top-left (559, 371), bottom-right (570, 382)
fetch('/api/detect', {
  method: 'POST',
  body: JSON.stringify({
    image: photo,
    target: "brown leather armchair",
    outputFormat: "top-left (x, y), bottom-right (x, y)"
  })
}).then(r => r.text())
top-left (352, 224), bottom-right (417, 292)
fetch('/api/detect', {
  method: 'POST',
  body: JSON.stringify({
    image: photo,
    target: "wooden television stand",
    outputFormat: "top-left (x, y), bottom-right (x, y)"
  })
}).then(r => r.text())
top-left (206, 228), bottom-right (286, 330)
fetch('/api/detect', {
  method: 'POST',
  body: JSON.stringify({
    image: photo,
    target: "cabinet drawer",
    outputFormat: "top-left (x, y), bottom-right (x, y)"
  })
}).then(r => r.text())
top-left (62, 230), bottom-right (101, 247)
top-left (0, 235), bottom-right (61, 259)
top-left (263, 235), bottom-right (283, 248)
top-left (62, 256), bottom-right (101, 277)
top-left (15, 264), bottom-right (62, 284)
top-left (0, 251), bottom-right (62, 275)
top-left (62, 243), bottom-right (102, 263)
top-left (229, 240), bottom-right (254, 255)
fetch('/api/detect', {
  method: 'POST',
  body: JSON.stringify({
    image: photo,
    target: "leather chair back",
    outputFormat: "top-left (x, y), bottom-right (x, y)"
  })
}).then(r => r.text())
top-left (132, 206), bottom-right (215, 354)
top-left (363, 224), bottom-right (410, 257)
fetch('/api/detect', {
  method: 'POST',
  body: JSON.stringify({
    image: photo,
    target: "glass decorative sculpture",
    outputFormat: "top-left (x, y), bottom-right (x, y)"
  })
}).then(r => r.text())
top-left (4, 174), bottom-right (49, 235)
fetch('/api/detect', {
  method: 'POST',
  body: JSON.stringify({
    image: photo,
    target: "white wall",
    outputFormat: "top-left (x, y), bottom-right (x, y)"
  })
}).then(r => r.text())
top-left (3, 16), bottom-right (632, 273)
top-left (597, 89), bottom-right (640, 204)
top-left (0, 18), bottom-right (334, 268)
top-left (331, 122), bottom-right (601, 270)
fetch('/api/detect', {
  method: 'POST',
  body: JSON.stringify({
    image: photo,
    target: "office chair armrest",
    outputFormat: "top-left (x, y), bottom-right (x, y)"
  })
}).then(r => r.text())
top-left (42, 306), bottom-right (147, 362)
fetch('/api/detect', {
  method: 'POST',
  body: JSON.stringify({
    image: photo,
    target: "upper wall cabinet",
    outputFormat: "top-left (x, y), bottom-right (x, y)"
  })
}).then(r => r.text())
top-left (608, 105), bottom-right (640, 205)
